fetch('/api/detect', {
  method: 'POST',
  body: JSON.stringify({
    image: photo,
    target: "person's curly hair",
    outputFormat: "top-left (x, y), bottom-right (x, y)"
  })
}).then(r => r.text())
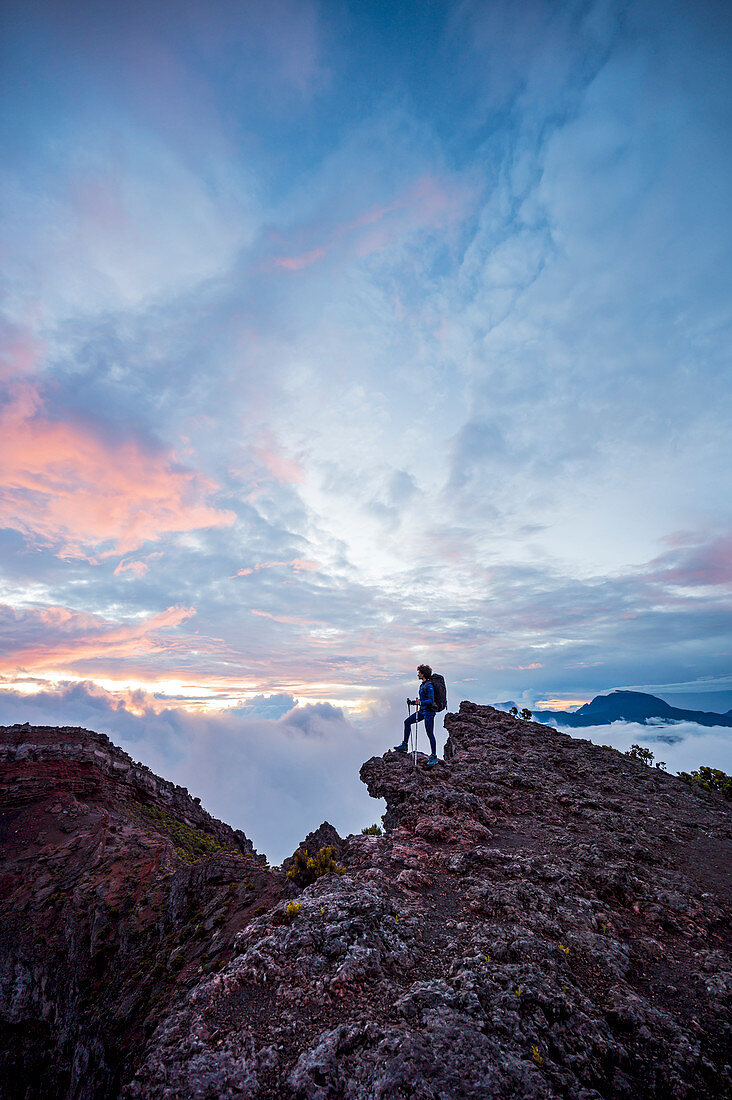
top-left (417, 664), bottom-right (433, 679)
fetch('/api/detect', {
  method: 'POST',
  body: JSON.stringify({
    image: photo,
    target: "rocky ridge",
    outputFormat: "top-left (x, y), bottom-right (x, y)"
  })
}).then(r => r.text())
top-left (126, 702), bottom-right (731, 1099)
top-left (1, 706), bottom-right (731, 1098)
top-left (0, 724), bottom-right (276, 1099)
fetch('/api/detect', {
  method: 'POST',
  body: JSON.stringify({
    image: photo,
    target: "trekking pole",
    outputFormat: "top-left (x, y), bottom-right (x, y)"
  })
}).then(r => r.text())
top-left (406, 699), bottom-right (412, 758)
top-left (413, 703), bottom-right (419, 769)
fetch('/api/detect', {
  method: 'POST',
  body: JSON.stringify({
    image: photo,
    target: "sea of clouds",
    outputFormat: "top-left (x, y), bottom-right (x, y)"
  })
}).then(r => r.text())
top-left (556, 719), bottom-right (732, 777)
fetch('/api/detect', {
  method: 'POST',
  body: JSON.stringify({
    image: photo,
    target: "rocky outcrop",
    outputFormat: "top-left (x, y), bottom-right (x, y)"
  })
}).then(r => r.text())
top-left (281, 821), bottom-right (346, 877)
top-left (0, 724), bottom-right (279, 1100)
top-left (0, 723), bottom-right (260, 856)
top-left (124, 703), bottom-right (732, 1099)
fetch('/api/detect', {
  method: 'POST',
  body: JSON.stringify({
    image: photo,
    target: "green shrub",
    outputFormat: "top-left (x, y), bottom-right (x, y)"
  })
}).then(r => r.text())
top-left (361, 824), bottom-right (383, 836)
top-left (129, 801), bottom-right (239, 864)
top-left (520, 708), bottom-right (533, 720)
top-left (286, 845), bottom-right (346, 887)
top-left (678, 766), bottom-right (732, 799)
top-left (625, 744), bottom-right (655, 766)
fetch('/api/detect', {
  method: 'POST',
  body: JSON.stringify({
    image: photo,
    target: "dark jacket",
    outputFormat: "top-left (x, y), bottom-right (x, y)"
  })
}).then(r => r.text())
top-left (417, 679), bottom-right (435, 718)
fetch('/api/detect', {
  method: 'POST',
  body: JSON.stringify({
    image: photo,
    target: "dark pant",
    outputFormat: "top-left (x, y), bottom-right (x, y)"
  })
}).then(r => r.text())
top-left (404, 711), bottom-right (436, 755)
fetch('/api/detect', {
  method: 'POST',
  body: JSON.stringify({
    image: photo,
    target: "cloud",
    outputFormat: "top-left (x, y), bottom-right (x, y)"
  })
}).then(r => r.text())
top-left (0, 380), bottom-right (235, 559)
top-left (0, 602), bottom-right (196, 675)
top-left (233, 558), bottom-right (318, 579)
top-left (0, 0), bottom-right (729, 748)
top-left (271, 174), bottom-right (474, 271)
top-left (557, 719), bottom-right (732, 776)
top-left (645, 536), bottom-right (732, 588)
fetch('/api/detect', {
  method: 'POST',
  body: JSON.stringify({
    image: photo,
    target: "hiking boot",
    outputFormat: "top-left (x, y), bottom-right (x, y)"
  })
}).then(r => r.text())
top-left (393, 742), bottom-right (408, 753)
top-left (427, 754), bottom-right (438, 766)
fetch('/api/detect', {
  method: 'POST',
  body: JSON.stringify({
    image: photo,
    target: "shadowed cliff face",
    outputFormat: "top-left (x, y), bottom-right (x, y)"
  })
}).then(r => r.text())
top-left (2, 706), bottom-right (731, 1099)
top-left (0, 724), bottom-right (279, 1100)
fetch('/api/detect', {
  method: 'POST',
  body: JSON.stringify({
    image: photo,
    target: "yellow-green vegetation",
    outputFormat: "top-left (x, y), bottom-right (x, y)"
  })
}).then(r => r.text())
top-left (531, 1045), bottom-right (543, 1066)
top-left (558, 943), bottom-right (570, 955)
top-left (130, 801), bottom-right (240, 865)
top-left (285, 902), bottom-right (302, 922)
top-left (625, 744), bottom-right (666, 769)
top-left (361, 824), bottom-right (383, 835)
top-left (286, 844), bottom-right (346, 887)
top-left (679, 765), bottom-right (732, 799)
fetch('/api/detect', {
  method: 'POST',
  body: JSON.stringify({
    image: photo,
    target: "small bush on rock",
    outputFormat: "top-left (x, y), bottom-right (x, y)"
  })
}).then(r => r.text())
top-left (678, 766), bottom-right (732, 799)
top-left (625, 744), bottom-right (655, 766)
top-left (361, 824), bottom-right (383, 836)
top-left (286, 845), bottom-right (346, 887)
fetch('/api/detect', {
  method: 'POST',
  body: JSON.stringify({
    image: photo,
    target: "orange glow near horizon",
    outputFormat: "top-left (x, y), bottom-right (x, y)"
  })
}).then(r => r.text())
top-left (534, 697), bottom-right (589, 712)
top-left (0, 670), bottom-right (375, 716)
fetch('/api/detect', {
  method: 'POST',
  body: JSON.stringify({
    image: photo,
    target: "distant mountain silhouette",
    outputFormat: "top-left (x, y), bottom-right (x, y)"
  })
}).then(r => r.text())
top-left (534, 689), bottom-right (732, 728)
top-left (493, 700), bottom-right (519, 712)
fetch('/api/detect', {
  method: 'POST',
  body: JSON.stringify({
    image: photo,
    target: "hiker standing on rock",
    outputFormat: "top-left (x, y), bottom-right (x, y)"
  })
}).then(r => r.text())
top-left (394, 664), bottom-right (439, 767)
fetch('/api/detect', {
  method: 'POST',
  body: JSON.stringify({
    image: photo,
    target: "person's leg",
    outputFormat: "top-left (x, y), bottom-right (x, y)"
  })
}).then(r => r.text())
top-left (424, 712), bottom-right (436, 757)
top-left (395, 712), bottom-right (417, 751)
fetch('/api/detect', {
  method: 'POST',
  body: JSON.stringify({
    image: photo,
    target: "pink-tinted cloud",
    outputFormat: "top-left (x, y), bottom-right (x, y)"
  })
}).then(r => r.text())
top-left (646, 535), bottom-right (732, 588)
top-left (0, 603), bottom-right (195, 675)
top-left (114, 551), bottom-right (164, 578)
top-left (271, 174), bottom-right (474, 271)
top-left (114, 559), bottom-right (150, 577)
top-left (0, 381), bottom-right (235, 559)
top-left (248, 431), bottom-right (304, 485)
top-left (291, 558), bottom-right (318, 573)
top-left (274, 245), bottom-right (329, 271)
top-left (0, 324), bottom-right (43, 381)
top-left (233, 558), bottom-right (318, 578)
top-left (250, 609), bottom-right (315, 626)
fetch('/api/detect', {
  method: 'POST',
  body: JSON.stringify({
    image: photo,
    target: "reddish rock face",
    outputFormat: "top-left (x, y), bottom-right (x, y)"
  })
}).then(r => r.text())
top-left (0, 724), bottom-right (279, 1099)
top-left (2, 706), bottom-right (732, 1100)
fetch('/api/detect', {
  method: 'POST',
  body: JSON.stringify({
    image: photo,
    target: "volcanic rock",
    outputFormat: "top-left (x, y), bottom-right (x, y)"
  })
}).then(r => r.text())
top-left (2, 706), bottom-right (731, 1099)
top-left (0, 724), bottom-right (279, 1099)
top-left (281, 821), bottom-right (346, 875)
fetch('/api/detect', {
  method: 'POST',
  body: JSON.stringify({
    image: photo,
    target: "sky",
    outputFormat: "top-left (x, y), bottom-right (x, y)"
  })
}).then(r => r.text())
top-left (1, 0), bottom-right (730, 860)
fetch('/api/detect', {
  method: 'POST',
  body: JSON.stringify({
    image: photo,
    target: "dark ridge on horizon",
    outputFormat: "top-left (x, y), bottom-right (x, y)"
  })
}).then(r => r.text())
top-left (532, 690), bottom-right (732, 728)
